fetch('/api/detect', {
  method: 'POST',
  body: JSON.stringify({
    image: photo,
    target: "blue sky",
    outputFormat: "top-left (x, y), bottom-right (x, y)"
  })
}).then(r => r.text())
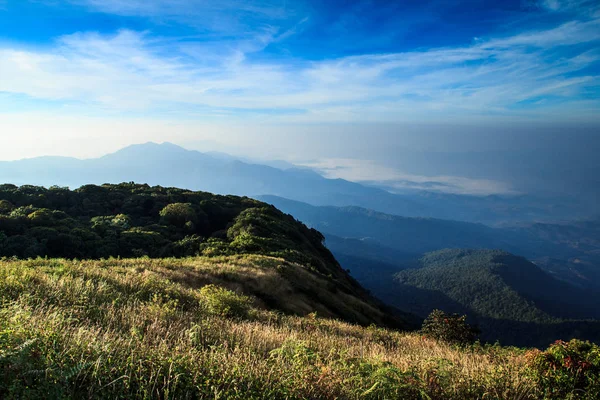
top-left (0, 0), bottom-right (599, 195)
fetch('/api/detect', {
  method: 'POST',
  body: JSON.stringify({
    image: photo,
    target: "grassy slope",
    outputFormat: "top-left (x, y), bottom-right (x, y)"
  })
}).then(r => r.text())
top-left (0, 183), bottom-right (414, 329)
top-left (0, 256), bottom-right (540, 400)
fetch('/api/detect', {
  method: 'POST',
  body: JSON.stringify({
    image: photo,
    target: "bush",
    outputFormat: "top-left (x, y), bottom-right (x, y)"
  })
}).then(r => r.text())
top-left (526, 339), bottom-right (600, 399)
top-left (171, 235), bottom-right (204, 257)
top-left (421, 309), bottom-right (479, 345)
top-left (199, 284), bottom-right (252, 319)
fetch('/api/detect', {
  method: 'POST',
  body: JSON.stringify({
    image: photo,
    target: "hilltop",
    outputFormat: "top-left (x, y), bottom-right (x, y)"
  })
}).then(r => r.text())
top-left (0, 183), bottom-right (413, 328)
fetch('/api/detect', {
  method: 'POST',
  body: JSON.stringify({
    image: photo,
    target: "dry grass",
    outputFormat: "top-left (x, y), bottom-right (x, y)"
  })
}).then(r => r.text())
top-left (0, 256), bottom-right (542, 399)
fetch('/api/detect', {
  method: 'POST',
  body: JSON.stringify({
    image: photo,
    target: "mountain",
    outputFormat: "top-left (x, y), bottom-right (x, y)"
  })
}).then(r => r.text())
top-left (504, 219), bottom-right (600, 289)
top-left (0, 142), bottom-right (421, 217)
top-left (389, 249), bottom-right (600, 346)
top-left (254, 196), bottom-right (600, 346)
top-left (0, 183), bottom-right (415, 329)
top-left (259, 195), bottom-right (519, 254)
top-left (0, 142), bottom-right (589, 224)
top-left (258, 195), bottom-right (600, 290)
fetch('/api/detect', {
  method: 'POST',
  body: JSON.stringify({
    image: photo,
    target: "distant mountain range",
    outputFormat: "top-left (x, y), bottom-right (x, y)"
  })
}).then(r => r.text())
top-left (0, 142), bottom-right (590, 225)
top-left (259, 195), bottom-right (600, 291)
top-left (254, 195), bottom-right (600, 346)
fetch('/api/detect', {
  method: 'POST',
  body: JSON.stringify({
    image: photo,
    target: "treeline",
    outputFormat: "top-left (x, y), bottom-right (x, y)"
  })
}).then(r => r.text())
top-left (0, 183), bottom-right (340, 277)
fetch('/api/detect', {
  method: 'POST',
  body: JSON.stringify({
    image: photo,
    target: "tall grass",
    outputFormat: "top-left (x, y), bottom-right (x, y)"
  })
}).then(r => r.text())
top-left (0, 257), bottom-right (544, 399)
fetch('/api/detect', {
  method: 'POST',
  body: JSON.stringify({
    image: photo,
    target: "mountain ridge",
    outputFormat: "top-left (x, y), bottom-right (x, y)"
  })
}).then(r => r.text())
top-left (0, 142), bottom-right (586, 224)
top-left (259, 195), bottom-right (600, 290)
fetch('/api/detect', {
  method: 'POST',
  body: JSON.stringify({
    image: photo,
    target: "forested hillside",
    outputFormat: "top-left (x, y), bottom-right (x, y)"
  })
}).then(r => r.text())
top-left (0, 183), bottom-right (332, 266)
top-left (0, 183), bottom-right (413, 329)
top-left (390, 249), bottom-right (600, 347)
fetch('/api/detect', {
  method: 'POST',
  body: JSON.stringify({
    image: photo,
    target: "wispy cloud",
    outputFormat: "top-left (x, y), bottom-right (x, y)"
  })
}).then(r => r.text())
top-left (0, 4), bottom-right (598, 123)
top-left (538, 0), bottom-right (599, 13)
top-left (71, 0), bottom-right (304, 35)
top-left (298, 158), bottom-right (516, 195)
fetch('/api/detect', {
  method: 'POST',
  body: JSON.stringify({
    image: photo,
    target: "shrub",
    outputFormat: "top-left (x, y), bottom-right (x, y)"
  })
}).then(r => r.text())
top-left (199, 238), bottom-right (233, 256)
top-left (199, 284), bottom-right (252, 319)
top-left (171, 235), bottom-right (204, 257)
top-left (526, 339), bottom-right (600, 399)
top-left (421, 309), bottom-right (479, 345)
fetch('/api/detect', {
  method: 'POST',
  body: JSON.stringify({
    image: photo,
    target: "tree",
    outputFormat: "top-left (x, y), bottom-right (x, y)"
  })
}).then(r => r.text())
top-left (421, 309), bottom-right (479, 345)
top-left (159, 203), bottom-right (197, 229)
top-left (0, 200), bottom-right (13, 214)
top-left (91, 214), bottom-right (131, 234)
top-left (27, 209), bottom-right (56, 227)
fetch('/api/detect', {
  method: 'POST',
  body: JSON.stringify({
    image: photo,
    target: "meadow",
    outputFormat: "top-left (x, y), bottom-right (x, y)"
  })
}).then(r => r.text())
top-left (2, 256), bottom-right (597, 399)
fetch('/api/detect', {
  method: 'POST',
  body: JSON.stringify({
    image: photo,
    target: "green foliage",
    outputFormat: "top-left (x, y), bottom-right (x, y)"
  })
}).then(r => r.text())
top-left (227, 206), bottom-right (338, 277)
top-left (171, 234), bottom-right (204, 257)
top-left (159, 202), bottom-right (197, 228)
top-left (268, 338), bottom-right (427, 399)
top-left (119, 228), bottom-right (167, 257)
top-left (394, 249), bottom-right (600, 347)
top-left (0, 184), bottom-right (343, 276)
top-left (91, 213), bottom-right (131, 233)
top-left (199, 237), bottom-right (233, 256)
top-left (0, 199), bottom-right (14, 214)
top-left (395, 249), bottom-right (551, 322)
top-left (421, 309), bottom-right (479, 345)
top-left (26, 209), bottom-right (56, 226)
top-left (199, 284), bottom-right (252, 319)
top-left (526, 339), bottom-right (600, 399)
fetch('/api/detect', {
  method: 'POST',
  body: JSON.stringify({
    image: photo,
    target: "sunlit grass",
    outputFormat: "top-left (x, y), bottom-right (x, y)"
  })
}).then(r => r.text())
top-left (0, 256), bottom-right (544, 399)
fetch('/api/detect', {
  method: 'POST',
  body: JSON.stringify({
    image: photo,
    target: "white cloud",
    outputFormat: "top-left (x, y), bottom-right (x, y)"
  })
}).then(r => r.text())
top-left (297, 158), bottom-right (515, 195)
top-left (71, 0), bottom-right (302, 34)
top-left (75, 0), bottom-right (291, 18)
top-left (0, 13), bottom-right (599, 123)
top-left (539, 0), bottom-right (599, 12)
top-left (483, 18), bottom-right (600, 48)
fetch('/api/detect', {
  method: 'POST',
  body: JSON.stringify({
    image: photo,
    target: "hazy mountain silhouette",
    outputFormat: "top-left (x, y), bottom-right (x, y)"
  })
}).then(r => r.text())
top-left (0, 142), bottom-right (427, 215)
top-left (0, 142), bottom-right (587, 224)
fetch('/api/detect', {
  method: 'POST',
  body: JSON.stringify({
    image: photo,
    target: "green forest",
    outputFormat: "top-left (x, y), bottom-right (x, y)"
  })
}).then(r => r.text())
top-left (392, 249), bottom-right (600, 346)
top-left (0, 183), bottom-right (341, 274)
